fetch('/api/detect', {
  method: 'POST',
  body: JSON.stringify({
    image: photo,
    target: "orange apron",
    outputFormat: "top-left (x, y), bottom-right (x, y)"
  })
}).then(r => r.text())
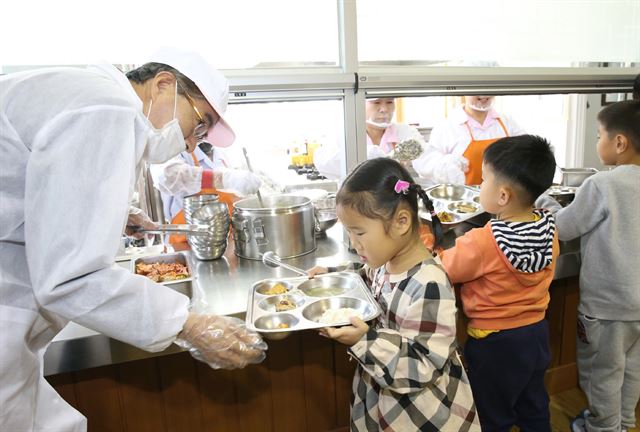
top-left (169, 153), bottom-right (238, 246)
top-left (462, 118), bottom-right (509, 185)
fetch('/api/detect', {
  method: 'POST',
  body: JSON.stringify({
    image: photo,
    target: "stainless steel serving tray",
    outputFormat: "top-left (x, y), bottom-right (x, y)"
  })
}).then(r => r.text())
top-left (246, 272), bottom-right (382, 339)
top-left (419, 184), bottom-right (485, 226)
top-left (131, 252), bottom-right (194, 298)
top-left (560, 167), bottom-right (598, 187)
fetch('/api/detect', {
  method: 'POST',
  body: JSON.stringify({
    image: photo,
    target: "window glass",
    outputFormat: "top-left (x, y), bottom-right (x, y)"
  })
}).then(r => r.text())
top-left (221, 100), bottom-right (344, 191)
top-left (1, 0), bottom-right (338, 68)
top-left (358, 0), bottom-right (640, 67)
top-left (401, 95), bottom-right (569, 165)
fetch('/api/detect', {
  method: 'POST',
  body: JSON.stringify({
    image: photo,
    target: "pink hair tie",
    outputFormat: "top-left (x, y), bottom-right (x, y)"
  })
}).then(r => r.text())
top-left (394, 180), bottom-right (411, 195)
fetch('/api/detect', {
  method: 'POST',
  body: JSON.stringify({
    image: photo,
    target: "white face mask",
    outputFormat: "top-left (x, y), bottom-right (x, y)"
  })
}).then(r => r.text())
top-left (366, 119), bottom-right (391, 129)
top-left (143, 82), bottom-right (187, 163)
top-left (468, 98), bottom-right (494, 112)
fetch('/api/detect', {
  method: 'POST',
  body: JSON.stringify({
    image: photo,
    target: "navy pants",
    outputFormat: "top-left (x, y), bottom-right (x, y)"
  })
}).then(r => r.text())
top-left (464, 319), bottom-right (551, 432)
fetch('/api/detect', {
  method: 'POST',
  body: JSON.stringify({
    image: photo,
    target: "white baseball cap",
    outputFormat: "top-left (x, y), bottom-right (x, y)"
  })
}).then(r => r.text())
top-left (147, 47), bottom-right (235, 148)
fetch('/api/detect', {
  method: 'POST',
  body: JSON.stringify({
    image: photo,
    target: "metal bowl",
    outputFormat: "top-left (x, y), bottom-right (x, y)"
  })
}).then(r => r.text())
top-left (313, 193), bottom-right (336, 211)
top-left (258, 294), bottom-right (305, 313)
top-left (428, 184), bottom-right (466, 200)
top-left (253, 313), bottom-right (299, 340)
top-left (448, 201), bottom-right (479, 214)
top-left (547, 185), bottom-right (577, 207)
top-left (302, 297), bottom-right (376, 325)
top-left (254, 280), bottom-right (294, 296)
top-left (316, 209), bottom-right (338, 234)
top-left (297, 275), bottom-right (355, 297)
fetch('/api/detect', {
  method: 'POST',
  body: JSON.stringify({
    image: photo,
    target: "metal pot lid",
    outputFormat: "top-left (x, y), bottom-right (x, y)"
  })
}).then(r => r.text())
top-left (234, 194), bottom-right (312, 213)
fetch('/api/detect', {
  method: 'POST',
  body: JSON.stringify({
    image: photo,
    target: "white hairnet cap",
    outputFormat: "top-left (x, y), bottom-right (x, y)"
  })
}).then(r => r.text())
top-left (147, 47), bottom-right (235, 148)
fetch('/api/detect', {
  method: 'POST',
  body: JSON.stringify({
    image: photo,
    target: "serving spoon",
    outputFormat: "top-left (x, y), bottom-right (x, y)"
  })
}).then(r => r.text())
top-left (261, 251), bottom-right (308, 277)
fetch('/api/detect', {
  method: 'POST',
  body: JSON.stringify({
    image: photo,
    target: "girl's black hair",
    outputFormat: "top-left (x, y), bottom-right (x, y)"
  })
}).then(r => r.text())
top-left (336, 158), bottom-right (443, 248)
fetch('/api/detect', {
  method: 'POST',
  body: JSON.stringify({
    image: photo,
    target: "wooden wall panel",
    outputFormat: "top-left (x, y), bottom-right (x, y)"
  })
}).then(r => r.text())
top-left (302, 331), bottom-right (337, 432)
top-left (156, 353), bottom-right (204, 432)
top-left (560, 278), bottom-right (580, 365)
top-left (73, 366), bottom-right (124, 432)
top-left (233, 361), bottom-right (273, 432)
top-left (46, 372), bottom-right (78, 408)
top-left (547, 280), bottom-right (566, 368)
top-left (267, 332), bottom-right (308, 432)
top-left (117, 358), bottom-right (165, 432)
top-left (545, 362), bottom-right (578, 395)
top-left (196, 362), bottom-right (240, 432)
top-left (333, 343), bottom-right (355, 427)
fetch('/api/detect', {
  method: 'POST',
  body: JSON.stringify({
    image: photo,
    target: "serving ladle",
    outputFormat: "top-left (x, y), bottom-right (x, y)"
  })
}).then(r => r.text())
top-left (242, 147), bottom-right (265, 208)
top-left (261, 251), bottom-right (308, 277)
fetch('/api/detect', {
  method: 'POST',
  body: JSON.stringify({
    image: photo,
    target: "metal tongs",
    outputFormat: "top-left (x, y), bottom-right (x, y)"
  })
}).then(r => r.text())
top-left (133, 223), bottom-right (212, 236)
top-left (261, 251), bottom-right (308, 277)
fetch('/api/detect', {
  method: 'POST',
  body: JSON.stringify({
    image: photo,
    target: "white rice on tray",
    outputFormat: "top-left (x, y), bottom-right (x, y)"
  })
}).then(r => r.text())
top-left (319, 307), bottom-right (363, 325)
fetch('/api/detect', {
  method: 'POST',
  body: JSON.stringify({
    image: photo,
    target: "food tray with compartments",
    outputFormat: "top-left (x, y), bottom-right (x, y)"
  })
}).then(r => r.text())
top-left (419, 184), bottom-right (485, 226)
top-left (131, 252), bottom-right (195, 299)
top-left (245, 271), bottom-right (382, 339)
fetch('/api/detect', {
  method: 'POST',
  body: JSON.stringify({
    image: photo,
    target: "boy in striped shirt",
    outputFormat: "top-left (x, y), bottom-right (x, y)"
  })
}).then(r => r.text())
top-left (441, 135), bottom-right (559, 432)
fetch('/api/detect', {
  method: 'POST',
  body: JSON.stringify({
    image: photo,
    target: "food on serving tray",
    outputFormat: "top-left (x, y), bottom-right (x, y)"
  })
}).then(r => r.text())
top-left (304, 286), bottom-right (345, 297)
top-left (263, 283), bottom-right (288, 295)
top-left (277, 323), bottom-right (290, 329)
top-left (437, 211), bottom-right (455, 223)
top-left (319, 308), bottom-right (363, 325)
top-left (275, 297), bottom-right (297, 312)
top-left (135, 261), bottom-right (189, 282)
top-left (452, 203), bottom-right (477, 213)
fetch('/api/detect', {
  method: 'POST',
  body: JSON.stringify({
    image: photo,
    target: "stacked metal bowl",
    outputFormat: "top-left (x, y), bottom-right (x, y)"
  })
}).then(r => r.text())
top-left (183, 194), bottom-right (230, 260)
top-left (312, 193), bottom-right (338, 236)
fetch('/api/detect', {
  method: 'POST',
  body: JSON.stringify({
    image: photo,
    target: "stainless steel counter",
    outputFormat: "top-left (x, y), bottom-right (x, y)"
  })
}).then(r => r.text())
top-left (44, 217), bottom-right (580, 376)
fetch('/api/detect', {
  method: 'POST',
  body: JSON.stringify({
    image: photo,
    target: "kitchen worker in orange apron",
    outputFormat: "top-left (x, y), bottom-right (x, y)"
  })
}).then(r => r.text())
top-left (151, 142), bottom-right (261, 247)
top-left (413, 95), bottom-right (526, 185)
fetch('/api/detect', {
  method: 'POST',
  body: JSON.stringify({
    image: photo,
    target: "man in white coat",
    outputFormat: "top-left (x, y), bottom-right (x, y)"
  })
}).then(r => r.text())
top-left (313, 98), bottom-right (426, 180)
top-left (0, 48), bottom-right (266, 431)
top-left (413, 95), bottom-right (525, 185)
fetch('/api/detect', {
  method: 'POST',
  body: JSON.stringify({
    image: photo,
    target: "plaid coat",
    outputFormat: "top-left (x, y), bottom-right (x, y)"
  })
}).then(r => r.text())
top-left (346, 257), bottom-right (480, 431)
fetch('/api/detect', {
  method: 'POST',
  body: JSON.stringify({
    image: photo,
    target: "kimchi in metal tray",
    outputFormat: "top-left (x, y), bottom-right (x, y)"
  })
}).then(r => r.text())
top-left (131, 251), bottom-right (194, 299)
top-left (419, 184), bottom-right (485, 226)
top-left (246, 272), bottom-right (382, 339)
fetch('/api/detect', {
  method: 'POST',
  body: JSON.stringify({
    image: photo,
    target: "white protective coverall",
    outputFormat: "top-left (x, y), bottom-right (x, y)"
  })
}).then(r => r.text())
top-left (0, 64), bottom-right (190, 431)
top-left (313, 123), bottom-right (426, 181)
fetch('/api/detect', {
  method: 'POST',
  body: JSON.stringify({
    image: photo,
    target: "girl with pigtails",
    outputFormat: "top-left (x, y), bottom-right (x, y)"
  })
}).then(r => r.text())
top-left (308, 158), bottom-right (480, 431)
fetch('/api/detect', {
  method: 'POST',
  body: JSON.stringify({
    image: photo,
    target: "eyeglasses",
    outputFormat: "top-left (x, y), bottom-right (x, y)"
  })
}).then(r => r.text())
top-left (177, 81), bottom-right (209, 142)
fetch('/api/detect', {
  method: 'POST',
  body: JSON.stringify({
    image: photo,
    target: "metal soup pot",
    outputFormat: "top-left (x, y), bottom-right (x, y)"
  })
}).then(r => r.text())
top-left (232, 195), bottom-right (317, 260)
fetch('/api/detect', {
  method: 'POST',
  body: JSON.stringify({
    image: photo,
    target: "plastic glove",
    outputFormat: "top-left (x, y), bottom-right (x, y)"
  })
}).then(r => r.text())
top-left (433, 154), bottom-right (469, 185)
top-left (215, 168), bottom-right (262, 196)
top-left (175, 313), bottom-right (267, 370)
top-left (125, 206), bottom-right (157, 239)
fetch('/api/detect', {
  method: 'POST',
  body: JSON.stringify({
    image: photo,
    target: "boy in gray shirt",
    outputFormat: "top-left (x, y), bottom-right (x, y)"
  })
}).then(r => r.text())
top-left (540, 100), bottom-right (640, 432)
